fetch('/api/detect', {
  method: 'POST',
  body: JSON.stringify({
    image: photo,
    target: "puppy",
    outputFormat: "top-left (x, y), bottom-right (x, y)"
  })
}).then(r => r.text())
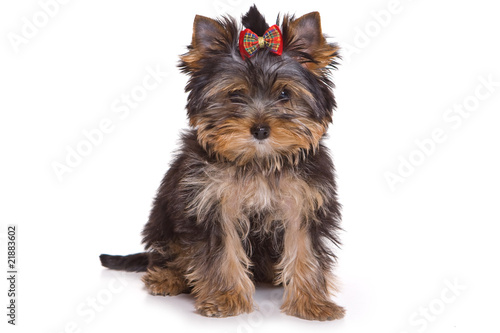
top-left (100, 6), bottom-right (344, 321)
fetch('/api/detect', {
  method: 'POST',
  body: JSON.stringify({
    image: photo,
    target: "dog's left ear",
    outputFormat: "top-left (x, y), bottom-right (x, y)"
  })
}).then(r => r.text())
top-left (283, 12), bottom-right (339, 72)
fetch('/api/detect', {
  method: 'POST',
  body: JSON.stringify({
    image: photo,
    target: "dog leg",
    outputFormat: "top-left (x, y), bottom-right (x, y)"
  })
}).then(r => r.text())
top-left (187, 227), bottom-right (255, 317)
top-left (142, 266), bottom-right (189, 296)
top-left (186, 205), bottom-right (255, 317)
top-left (141, 249), bottom-right (189, 296)
top-left (276, 197), bottom-right (344, 321)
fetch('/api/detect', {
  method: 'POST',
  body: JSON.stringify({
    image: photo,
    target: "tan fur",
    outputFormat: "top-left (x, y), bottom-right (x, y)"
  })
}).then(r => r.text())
top-left (182, 163), bottom-right (341, 319)
top-left (184, 229), bottom-right (255, 317)
top-left (283, 12), bottom-right (339, 73)
top-left (183, 164), bottom-right (329, 235)
top-left (277, 226), bottom-right (344, 321)
top-left (180, 15), bottom-right (236, 72)
top-left (141, 8), bottom-right (344, 321)
top-left (194, 114), bottom-right (327, 171)
top-left (180, 52), bottom-right (203, 72)
top-left (142, 267), bottom-right (189, 296)
top-left (195, 288), bottom-right (254, 317)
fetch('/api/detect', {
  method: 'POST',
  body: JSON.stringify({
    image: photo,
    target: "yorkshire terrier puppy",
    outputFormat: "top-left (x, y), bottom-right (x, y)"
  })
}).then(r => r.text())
top-left (100, 6), bottom-right (344, 321)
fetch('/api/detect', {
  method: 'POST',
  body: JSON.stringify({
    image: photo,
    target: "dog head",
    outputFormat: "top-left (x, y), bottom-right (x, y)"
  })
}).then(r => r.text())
top-left (179, 6), bottom-right (339, 170)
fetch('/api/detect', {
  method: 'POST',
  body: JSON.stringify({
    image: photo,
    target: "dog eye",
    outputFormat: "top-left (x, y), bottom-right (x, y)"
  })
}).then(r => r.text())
top-left (229, 90), bottom-right (244, 103)
top-left (278, 90), bottom-right (290, 101)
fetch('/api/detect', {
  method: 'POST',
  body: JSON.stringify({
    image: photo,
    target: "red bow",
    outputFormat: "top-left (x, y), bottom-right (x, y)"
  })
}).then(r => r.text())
top-left (239, 25), bottom-right (283, 60)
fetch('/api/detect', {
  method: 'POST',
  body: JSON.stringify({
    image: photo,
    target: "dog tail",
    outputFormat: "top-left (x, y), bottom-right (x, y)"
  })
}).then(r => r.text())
top-left (99, 252), bottom-right (149, 272)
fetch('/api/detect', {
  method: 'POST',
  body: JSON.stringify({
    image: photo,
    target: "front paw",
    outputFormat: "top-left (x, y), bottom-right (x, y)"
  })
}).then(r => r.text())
top-left (196, 291), bottom-right (254, 317)
top-left (282, 296), bottom-right (345, 321)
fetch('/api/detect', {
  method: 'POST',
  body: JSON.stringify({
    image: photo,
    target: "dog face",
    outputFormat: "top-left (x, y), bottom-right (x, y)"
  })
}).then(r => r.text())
top-left (179, 9), bottom-right (339, 169)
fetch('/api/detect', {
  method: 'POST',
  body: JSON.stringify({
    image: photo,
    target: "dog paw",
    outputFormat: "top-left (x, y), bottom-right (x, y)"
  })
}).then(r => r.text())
top-left (142, 268), bottom-right (188, 296)
top-left (196, 292), bottom-right (253, 317)
top-left (282, 297), bottom-right (345, 321)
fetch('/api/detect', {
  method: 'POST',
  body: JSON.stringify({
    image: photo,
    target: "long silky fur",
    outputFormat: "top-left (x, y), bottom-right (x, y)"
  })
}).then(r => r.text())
top-left (100, 6), bottom-right (344, 321)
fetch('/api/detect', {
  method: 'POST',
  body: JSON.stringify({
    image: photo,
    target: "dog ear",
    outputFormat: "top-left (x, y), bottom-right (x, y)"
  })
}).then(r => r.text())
top-left (283, 12), bottom-right (339, 72)
top-left (180, 15), bottom-right (234, 73)
top-left (191, 15), bottom-right (226, 53)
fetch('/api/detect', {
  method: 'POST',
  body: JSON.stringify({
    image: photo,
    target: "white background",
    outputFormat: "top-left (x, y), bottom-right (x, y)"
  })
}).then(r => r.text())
top-left (1, 0), bottom-right (499, 332)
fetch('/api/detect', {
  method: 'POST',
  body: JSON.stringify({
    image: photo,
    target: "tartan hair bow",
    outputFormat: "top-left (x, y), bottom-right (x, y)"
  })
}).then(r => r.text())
top-left (239, 25), bottom-right (283, 59)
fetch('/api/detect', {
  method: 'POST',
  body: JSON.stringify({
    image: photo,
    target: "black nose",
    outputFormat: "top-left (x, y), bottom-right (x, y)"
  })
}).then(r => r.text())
top-left (251, 124), bottom-right (270, 140)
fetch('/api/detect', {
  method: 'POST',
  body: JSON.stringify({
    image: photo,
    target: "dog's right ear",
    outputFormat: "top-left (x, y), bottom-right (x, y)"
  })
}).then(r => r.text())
top-left (192, 15), bottom-right (225, 53)
top-left (180, 15), bottom-right (234, 73)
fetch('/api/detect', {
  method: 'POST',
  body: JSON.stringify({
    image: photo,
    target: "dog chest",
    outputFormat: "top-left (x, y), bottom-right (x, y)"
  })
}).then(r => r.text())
top-left (184, 164), bottom-right (324, 225)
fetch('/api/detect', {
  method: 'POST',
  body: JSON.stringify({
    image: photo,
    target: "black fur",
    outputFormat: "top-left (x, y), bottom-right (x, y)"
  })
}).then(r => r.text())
top-left (100, 253), bottom-right (149, 272)
top-left (101, 6), bottom-right (341, 280)
top-left (100, 6), bottom-right (343, 320)
top-left (242, 4), bottom-right (269, 35)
